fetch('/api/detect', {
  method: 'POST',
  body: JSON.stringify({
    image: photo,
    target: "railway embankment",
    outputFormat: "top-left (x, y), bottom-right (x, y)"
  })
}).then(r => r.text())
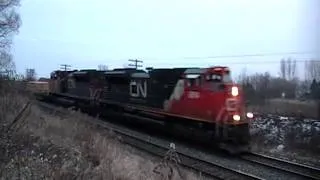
top-left (0, 94), bottom-right (204, 180)
top-left (1, 85), bottom-right (319, 179)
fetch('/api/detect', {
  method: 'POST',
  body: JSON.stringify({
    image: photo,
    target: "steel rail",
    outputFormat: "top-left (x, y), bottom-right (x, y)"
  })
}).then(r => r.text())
top-left (36, 101), bottom-right (263, 180)
top-left (241, 152), bottom-right (320, 180)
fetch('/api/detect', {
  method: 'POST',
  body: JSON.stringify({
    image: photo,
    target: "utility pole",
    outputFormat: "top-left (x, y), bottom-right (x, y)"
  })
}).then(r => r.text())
top-left (60, 64), bottom-right (71, 71)
top-left (128, 59), bottom-right (143, 69)
top-left (25, 68), bottom-right (36, 81)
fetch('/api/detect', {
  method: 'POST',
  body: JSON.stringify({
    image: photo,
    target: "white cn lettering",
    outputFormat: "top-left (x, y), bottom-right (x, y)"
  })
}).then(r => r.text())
top-left (130, 81), bottom-right (147, 98)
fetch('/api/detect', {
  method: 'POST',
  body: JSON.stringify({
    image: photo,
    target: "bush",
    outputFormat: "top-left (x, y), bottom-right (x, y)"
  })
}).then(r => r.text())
top-left (0, 80), bottom-right (29, 122)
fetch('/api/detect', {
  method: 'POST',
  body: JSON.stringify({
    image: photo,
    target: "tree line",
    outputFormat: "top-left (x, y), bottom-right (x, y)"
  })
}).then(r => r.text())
top-left (238, 58), bottom-right (320, 105)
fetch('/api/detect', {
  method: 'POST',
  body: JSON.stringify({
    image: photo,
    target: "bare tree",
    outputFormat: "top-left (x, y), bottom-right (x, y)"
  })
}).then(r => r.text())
top-left (286, 58), bottom-right (297, 80)
top-left (0, 0), bottom-right (21, 49)
top-left (287, 58), bottom-right (291, 80)
top-left (290, 58), bottom-right (296, 80)
top-left (25, 68), bottom-right (36, 81)
top-left (0, 0), bottom-right (21, 78)
top-left (280, 58), bottom-right (286, 79)
top-left (0, 50), bottom-right (14, 74)
top-left (98, 64), bottom-right (108, 71)
top-left (247, 72), bottom-right (271, 100)
top-left (236, 67), bottom-right (247, 84)
top-left (280, 58), bottom-right (297, 80)
top-left (305, 59), bottom-right (320, 81)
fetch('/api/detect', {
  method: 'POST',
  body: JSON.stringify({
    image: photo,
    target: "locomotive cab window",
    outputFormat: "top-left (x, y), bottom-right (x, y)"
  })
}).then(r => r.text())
top-left (185, 74), bottom-right (201, 87)
top-left (206, 73), bottom-right (232, 83)
top-left (206, 73), bottom-right (231, 91)
top-left (50, 72), bottom-right (57, 79)
top-left (222, 72), bottom-right (232, 83)
top-left (211, 74), bottom-right (222, 82)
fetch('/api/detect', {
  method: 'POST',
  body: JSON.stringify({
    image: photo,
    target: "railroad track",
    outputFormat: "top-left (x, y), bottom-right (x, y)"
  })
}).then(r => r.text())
top-left (241, 152), bottom-right (320, 180)
top-left (36, 100), bottom-right (320, 180)
top-left (112, 128), bottom-right (262, 180)
top-left (36, 101), bottom-right (262, 180)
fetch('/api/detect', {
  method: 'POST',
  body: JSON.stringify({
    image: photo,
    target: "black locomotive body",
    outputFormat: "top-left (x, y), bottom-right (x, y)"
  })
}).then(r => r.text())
top-left (47, 66), bottom-right (252, 154)
top-left (59, 68), bottom-right (187, 109)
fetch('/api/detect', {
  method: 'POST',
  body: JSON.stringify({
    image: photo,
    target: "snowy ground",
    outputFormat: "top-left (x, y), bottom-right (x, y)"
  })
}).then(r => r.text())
top-left (250, 114), bottom-right (320, 166)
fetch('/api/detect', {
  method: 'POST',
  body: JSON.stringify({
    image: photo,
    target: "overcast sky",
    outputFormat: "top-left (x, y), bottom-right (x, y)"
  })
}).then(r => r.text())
top-left (12, 0), bottom-right (319, 78)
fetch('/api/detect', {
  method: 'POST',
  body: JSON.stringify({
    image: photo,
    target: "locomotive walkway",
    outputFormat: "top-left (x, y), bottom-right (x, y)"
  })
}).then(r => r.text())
top-left (34, 100), bottom-right (320, 180)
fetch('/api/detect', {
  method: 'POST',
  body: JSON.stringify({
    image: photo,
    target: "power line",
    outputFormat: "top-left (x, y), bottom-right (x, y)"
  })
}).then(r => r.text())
top-left (140, 51), bottom-right (315, 61)
top-left (138, 51), bottom-right (318, 65)
top-left (208, 59), bottom-right (320, 65)
top-left (183, 51), bottom-right (315, 60)
top-left (144, 59), bottom-right (320, 67)
top-left (60, 64), bottom-right (71, 71)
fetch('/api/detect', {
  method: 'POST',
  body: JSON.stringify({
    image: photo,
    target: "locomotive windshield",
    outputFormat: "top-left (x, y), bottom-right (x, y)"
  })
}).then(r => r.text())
top-left (222, 73), bottom-right (232, 83)
top-left (207, 73), bottom-right (232, 83)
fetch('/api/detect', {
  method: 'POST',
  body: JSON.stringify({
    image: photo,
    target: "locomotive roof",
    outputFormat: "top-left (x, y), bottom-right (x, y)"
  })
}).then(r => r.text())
top-left (147, 68), bottom-right (188, 74)
top-left (104, 68), bottom-right (146, 75)
top-left (184, 68), bottom-right (206, 74)
top-left (184, 66), bottom-right (230, 74)
top-left (79, 69), bottom-right (105, 72)
top-left (51, 70), bottom-right (78, 73)
top-left (131, 72), bottom-right (150, 78)
top-left (66, 69), bottom-right (106, 78)
top-left (50, 66), bottom-right (231, 79)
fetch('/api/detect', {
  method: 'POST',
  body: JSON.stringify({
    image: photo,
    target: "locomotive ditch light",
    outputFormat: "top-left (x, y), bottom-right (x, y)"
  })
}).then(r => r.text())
top-left (231, 86), bottom-right (238, 96)
top-left (246, 112), bottom-right (254, 119)
top-left (232, 114), bottom-right (241, 121)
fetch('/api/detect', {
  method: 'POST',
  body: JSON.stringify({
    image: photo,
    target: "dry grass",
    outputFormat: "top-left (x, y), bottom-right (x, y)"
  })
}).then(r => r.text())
top-left (248, 98), bottom-right (319, 119)
top-left (0, 87), bottom-right (29, 122)
top-left (1, 86), bottom-right (209, 180)
top-left (22, 105), bottom-right (208, 180)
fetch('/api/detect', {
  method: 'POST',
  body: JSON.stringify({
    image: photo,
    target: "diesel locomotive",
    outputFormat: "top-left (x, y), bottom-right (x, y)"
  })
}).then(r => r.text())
top-left (47, 66), bottom-right (253, 153)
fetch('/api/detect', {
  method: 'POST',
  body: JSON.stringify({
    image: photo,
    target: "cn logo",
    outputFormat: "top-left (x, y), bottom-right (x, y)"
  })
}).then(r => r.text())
top-left (130, 80), bottom-right (147, 98)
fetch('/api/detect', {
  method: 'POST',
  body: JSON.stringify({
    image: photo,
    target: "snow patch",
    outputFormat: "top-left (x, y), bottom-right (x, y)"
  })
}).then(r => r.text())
top-left (250, 115), bottom-right (320, 151)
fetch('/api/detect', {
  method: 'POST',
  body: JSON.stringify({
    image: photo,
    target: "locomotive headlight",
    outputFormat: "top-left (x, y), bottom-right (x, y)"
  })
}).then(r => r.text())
top-left (246, 112), bottom-right (254, 119)
top-left (232, 114), bottom-right (241, 121)
top-left (231, 86), bottom-right (238, 96)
